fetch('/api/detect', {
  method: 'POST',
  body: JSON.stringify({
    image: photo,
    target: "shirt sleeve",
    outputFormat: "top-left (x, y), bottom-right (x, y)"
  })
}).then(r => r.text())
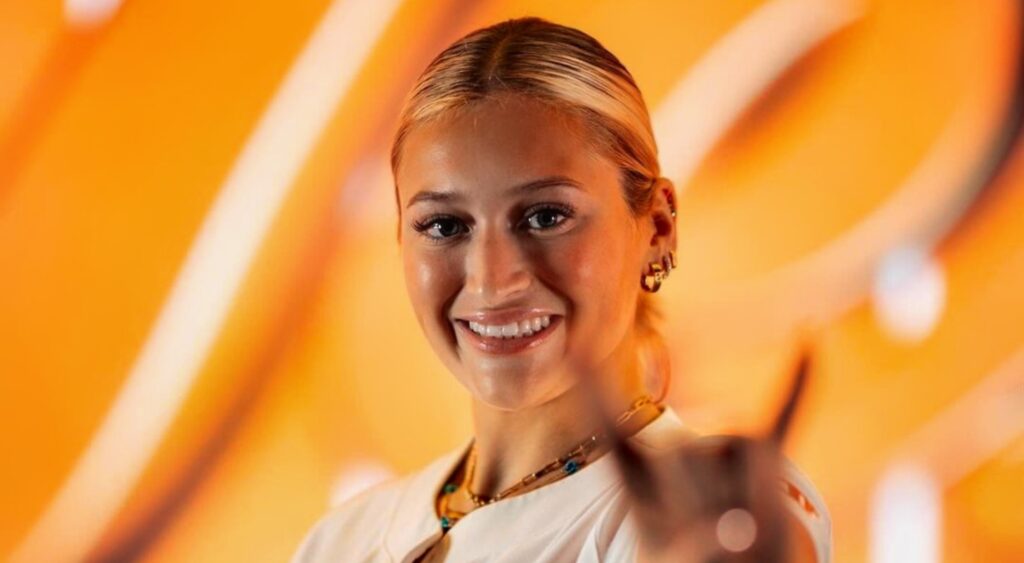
top-left (780, 460), bottom-right (832, 563)
top-left (289, 514), bottom-right (327, 563)
top-left (587, 474), bottom-right (832, 563)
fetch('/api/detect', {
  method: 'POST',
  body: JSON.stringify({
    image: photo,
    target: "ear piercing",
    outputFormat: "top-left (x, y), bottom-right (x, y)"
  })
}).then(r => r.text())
top-left (662, 250), bottom-right (676, 271)
top-left (641, 251), bottom-right (676, 293)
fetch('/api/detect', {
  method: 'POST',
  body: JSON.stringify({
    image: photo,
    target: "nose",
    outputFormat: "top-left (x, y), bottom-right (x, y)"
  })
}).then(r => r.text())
top-left (464, 226), bottom-right (531, 304)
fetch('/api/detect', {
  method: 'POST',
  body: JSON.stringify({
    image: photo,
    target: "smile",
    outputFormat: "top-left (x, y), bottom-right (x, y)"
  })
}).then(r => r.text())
top-left (469, 315), bottom-right (551, 338)
top-left (454, 315), bottom-right (561, 355)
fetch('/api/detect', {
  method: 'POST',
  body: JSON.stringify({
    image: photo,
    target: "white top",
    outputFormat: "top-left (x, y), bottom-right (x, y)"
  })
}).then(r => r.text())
top-left (291, 406), bottom-right (831, 562)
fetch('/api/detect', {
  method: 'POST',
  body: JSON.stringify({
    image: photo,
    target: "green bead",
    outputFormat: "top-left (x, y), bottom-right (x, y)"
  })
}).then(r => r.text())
top-left (440, 516), bottom-right (452, 531)
top-left (443, 483), bottom-right (457, 494)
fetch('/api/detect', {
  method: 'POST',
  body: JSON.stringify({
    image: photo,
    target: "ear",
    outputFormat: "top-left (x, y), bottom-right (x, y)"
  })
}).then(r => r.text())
top-left (644, 177), bottom-right (678, 265)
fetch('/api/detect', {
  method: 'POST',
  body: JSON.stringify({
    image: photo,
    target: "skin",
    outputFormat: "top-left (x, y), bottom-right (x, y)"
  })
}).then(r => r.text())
top-left (395, 91), bottom-right (676, 502)
top-left (588, 349), bottom-right (820, 562)
top-left (395, 91), bottom-right (817, 562)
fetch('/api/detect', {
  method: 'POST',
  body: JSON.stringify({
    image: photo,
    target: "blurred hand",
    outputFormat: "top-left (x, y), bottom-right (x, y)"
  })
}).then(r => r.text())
top-left (578, 347), bottom-right (813, 563)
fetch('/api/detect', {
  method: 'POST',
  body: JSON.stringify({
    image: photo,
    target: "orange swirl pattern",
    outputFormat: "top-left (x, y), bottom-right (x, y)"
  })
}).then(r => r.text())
top-left (1, 1), bottom-right (1022, 561)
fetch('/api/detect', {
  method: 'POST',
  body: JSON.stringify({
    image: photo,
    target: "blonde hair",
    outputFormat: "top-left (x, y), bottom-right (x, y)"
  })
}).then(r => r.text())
top-left (390, 17), bottom-right (671, 400)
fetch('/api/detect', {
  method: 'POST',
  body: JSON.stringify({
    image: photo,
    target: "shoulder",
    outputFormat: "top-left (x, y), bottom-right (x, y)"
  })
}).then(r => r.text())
top-left (289, 475), bottom-right (407, 563)
top-left (596, 462), bottom-right (832, 563)
top-left (630, 405), bottom-right (700, 451)
top-left (614, 407), bottom-right (832, 562)
top-left (290, 445), bottom-right (465, 562)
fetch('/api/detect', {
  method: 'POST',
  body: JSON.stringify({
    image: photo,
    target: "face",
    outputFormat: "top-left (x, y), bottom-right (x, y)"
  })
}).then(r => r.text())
top-left (396, 93), bottom-right (658, 411)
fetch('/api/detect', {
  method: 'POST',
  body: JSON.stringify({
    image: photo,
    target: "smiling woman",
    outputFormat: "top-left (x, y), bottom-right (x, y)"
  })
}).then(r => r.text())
top-left (397, 92), bottom-right (662, 414)
top-left (292, 16), bottom-right (829, 562)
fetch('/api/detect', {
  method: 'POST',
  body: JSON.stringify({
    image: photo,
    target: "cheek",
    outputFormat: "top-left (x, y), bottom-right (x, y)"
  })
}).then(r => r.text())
top-left (552, 230), bottom-right (638, 320)
top-left (402, 248), bottom-right (461, 326)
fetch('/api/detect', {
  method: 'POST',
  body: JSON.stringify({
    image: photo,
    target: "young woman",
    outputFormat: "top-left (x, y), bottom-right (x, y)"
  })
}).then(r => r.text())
top-left (292, 17), bottom-right (830, 562)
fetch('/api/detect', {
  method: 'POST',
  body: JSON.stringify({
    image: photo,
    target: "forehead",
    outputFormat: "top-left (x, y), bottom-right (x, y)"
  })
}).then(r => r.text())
top-left (396, 94), bottom-right (615, 203)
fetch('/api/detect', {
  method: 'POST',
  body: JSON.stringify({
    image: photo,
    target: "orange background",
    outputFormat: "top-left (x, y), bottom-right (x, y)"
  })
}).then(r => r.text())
top-left (2, 0), bottom-right (1022, 561)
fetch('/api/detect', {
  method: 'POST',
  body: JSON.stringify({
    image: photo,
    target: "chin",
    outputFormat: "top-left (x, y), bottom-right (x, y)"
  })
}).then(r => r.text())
top-left (462, 362), bottom-right (569, 412)
top-left (436, 320), bottom-right (576, 411)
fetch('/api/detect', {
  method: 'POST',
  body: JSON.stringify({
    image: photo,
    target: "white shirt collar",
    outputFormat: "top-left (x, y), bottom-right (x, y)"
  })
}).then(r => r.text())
top-left (381, 405), bottom-right (693, 561)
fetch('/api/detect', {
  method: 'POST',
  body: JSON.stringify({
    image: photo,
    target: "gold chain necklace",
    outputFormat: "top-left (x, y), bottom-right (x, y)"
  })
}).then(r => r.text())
top-left (438, 394), bottom-right (659, 531)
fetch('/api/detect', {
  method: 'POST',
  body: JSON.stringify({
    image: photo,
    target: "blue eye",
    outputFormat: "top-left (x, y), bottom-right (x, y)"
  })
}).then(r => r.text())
top-left (524, 204), bottom-right (573, 231)
top-left (413, 216), bottom-right (466, 240)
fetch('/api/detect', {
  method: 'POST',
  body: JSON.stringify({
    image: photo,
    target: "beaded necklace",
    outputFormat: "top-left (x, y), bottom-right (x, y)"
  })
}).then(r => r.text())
top-left (437, 394), bottom-right (660, 532)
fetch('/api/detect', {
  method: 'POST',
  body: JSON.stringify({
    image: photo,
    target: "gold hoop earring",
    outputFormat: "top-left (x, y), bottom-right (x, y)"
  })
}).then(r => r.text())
top-left (641, 252), bottom-right (676, 293)
top-left (641, 261), bottom-right (665, 293)
top-left (662, 250), bottom-right (676, 273)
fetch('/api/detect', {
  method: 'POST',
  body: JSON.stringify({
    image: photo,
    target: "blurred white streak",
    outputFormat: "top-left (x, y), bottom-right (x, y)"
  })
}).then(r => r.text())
top-left (64, 0), bottom-right (121, 28)
top-left (872, 245), bottom-right (947, 343)
top-left (652, 0), bottom-right (864, 190)
top-left (10, 0), bottom-right (402, 561)
top-left (677, 96), bottom-right (1000, 347)
top-left (658, 0), bottom-right (1009, 351)
top-left (328, 459), bottom-right (396, 507)
top-left (869, 463), bottom-right (942, 563)
top-left (896, 347), bottom-right (1024, 489)
top-left (336, 159), bottom-right (396, 234)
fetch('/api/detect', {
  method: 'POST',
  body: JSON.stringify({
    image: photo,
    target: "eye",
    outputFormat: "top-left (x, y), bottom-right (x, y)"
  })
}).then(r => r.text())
top-left (524, 204), bottom-right (573, 231)
top-left (412, 215), bottom-right (467, 241)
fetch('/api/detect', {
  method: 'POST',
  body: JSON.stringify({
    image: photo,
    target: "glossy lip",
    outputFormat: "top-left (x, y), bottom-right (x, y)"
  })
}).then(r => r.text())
top-left (454, 315), bottom-right (562, 355)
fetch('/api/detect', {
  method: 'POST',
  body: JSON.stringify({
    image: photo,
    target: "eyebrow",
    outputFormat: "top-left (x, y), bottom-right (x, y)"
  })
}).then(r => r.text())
top-left (405, 175), bottom-right (583, 209)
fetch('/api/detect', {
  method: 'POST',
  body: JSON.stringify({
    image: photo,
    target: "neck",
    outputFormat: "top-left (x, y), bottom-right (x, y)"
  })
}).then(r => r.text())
top-left (467, 350), bottom-right (654, 498)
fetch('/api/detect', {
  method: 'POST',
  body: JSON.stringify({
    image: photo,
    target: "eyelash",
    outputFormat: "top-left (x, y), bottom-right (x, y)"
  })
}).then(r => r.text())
top-left (520, 202), bottom-right (575, 232)
top-left (411, 203), bottom-right (576, 242)
top-left (411, 215), bottom-right (465, 241)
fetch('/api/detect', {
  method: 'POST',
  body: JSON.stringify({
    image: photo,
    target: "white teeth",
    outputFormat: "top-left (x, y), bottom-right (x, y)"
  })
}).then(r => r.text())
top-left (519, 320), bottom-right (533, 336)
top-left (465, 315), bottom-right (552, 339)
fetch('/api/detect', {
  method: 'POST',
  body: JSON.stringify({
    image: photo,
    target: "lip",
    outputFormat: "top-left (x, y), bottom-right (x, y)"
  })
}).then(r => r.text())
top-left (454, 315), bottom-right (562, 355)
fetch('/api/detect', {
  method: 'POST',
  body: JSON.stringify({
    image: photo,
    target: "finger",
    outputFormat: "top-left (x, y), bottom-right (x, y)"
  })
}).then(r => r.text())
top-left (570, 356), bottom-right (660, 505)
top-left (767, 341), bottom-right (812, 446)
top-left (606, 421), bottom-right (661, 505)
top-left (680, 436), bottom-right (752, 512)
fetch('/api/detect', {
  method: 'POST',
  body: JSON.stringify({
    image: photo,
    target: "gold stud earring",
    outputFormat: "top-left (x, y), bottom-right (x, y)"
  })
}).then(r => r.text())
top-left (665, 188), bottom-right (677, 218)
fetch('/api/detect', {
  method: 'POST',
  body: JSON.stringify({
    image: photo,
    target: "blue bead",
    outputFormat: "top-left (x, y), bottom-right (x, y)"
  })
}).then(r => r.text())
top-left (440, 516), bottom-right (451, 531)
top-left (564, 460), bottom-right (579, 474)
top-left (443, 483), bottom-right (457, 494)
